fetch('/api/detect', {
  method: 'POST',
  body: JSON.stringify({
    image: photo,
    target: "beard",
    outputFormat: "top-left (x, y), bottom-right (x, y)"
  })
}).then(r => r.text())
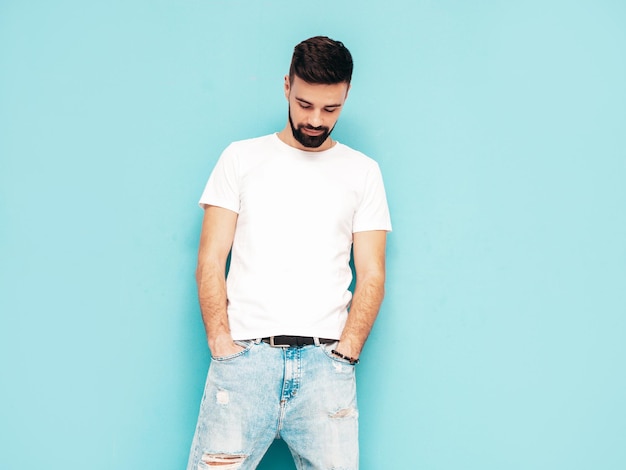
top-left (289, 107), bottom-right (335, 148)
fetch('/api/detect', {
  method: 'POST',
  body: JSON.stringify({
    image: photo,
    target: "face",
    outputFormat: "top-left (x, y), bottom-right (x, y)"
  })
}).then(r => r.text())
top-left (284, 75), bottom-right (350, 150)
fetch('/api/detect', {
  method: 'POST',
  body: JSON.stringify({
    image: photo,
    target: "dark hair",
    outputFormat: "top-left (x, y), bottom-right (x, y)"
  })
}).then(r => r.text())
top-left (289, 36), bottom-right (353, 85)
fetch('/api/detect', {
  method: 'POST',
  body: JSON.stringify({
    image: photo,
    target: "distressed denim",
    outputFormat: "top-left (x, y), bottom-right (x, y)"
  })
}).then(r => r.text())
top-left (187, 340), bottom-right (358, 470)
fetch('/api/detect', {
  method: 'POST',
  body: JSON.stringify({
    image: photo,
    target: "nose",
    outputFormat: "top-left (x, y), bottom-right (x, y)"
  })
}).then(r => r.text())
top-left (308, 109), bottom-right (322, 128)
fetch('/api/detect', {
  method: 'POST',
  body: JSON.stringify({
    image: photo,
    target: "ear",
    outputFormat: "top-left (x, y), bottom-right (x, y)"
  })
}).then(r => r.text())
top-left (284, 75), bottom-right (290, 100)
top-left (345, 83), bottom-right (351, 100)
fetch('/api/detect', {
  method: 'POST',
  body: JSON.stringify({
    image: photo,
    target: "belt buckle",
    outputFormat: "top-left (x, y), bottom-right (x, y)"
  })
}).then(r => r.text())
top-left (269, 336), bottom-right (291, 348)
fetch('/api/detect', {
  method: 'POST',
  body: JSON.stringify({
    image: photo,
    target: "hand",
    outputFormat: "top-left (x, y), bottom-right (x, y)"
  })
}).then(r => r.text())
top-left (209, 335), bottom-right (245, 358)
top-left (335, 338), bottom-right (360, 358)
top-left (332, 341), bottom-right (360, 364)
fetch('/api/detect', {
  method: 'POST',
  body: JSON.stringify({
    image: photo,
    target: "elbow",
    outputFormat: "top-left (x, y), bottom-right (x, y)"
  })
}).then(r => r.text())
top-left (195, 260), bottom-right (212, 287)
top-left (196, 256), bottom-right (226, 286)
top-left (195, 264), bottom-right (203, 286)
top-left (357, 271), bottom-right (386, 295)
top-left (364, 268), bottom-right (386, 288)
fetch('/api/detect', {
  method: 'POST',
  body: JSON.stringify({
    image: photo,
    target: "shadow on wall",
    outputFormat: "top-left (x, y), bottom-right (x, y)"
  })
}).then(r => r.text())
top-left (258, 440), bottom-right (296, 470)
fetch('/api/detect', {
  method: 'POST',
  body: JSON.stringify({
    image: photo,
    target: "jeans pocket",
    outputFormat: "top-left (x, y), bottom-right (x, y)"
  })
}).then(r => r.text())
top-left (320, 341), bottom-right (356, 366)
top-left (211, 340), bottom-right (255, 361)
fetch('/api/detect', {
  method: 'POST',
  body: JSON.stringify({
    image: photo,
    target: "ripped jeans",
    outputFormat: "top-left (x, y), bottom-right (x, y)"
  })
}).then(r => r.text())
top-left (186, 339), bottom-right (358, 470)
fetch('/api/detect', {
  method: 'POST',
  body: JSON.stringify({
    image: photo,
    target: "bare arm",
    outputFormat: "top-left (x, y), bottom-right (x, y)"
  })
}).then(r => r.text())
top-left (196, 205), bottom-right (241, 357)
top-left (335, 230), bottom-right (387, 360)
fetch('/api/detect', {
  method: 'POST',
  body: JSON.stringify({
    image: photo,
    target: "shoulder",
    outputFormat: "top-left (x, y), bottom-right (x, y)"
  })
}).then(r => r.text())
top-left (216, 135), bottom-right (276, 168)
top-left (226, 134), bottom-right (276, 153)
top-left (216, 134), bottom-right (279, 177)
top-left (333, 142), bottom-right (382, 172)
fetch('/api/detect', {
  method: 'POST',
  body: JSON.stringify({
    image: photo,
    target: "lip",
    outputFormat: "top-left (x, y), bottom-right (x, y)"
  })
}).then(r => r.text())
top-left (303, 128), bottom-right (324, 136)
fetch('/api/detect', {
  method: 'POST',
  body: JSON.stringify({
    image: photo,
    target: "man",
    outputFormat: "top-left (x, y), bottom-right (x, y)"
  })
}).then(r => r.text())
top-left (187, 36), bottom-right (391, 470)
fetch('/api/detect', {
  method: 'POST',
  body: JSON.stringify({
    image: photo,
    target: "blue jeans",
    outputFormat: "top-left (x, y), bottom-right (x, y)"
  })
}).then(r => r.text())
top-left (187, 340), bottom-right (359, 470)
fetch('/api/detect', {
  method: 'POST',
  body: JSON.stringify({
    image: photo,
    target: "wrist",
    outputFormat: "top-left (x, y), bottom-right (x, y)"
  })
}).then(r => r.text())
top-left (208, 332), bottom-right (233, 351)
top-left (335, 337), bottom-right (362, 358)
top-left (331, 349), bottom-right (360, 364)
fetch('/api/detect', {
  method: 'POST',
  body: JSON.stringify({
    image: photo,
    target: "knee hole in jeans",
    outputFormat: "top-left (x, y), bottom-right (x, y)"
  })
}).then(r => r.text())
top-left (200, 453), bottom-right (246, 469)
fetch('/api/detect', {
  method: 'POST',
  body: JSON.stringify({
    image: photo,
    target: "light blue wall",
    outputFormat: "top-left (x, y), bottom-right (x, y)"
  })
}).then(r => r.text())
top-left (1, 1), bottom-right (625, 469)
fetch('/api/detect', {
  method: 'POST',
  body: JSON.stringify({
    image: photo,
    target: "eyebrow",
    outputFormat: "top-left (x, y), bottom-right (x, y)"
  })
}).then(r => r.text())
top-left (295, 97), bottom-right (343, 108)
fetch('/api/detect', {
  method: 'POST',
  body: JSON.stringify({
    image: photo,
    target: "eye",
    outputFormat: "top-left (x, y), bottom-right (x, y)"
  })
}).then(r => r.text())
top-left (298, 102), bottom-right (311, 109)
top-left (324, 108), bottom-right (338, 113)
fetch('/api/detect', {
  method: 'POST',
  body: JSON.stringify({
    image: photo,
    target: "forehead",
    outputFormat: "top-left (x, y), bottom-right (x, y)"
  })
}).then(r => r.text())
top-left (290, 76), bottom-right (349, 104)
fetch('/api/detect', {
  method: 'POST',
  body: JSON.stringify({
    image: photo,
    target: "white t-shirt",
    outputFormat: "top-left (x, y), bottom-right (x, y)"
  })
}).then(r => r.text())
top-left (199, 133), bottom-right (392, 340)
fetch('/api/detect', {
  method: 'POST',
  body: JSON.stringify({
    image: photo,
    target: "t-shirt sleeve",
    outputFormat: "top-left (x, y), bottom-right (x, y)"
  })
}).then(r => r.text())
top-left (198, 144), bottom-right (240, 212)
top-left (353, 162), bottom-right (392, 233)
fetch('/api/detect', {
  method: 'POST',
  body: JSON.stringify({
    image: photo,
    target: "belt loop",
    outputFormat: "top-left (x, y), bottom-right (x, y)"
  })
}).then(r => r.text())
top-left (313, 337), bottom-right (320, 346)
top-left (254, 338), bottom-right (262, 344)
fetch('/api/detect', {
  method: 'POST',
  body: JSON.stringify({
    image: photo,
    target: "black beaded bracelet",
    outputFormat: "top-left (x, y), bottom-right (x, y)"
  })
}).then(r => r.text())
top-left (331, 349), bottom-right (360, 364)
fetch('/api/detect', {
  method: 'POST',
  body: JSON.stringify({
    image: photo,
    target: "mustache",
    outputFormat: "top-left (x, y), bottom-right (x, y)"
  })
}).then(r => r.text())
top-left (301, 124), bottom-right (329, 131)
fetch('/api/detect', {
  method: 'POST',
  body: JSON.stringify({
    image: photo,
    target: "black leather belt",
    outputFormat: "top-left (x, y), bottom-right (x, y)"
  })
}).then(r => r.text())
top-left (262, 336), bottom-right (336, 348)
